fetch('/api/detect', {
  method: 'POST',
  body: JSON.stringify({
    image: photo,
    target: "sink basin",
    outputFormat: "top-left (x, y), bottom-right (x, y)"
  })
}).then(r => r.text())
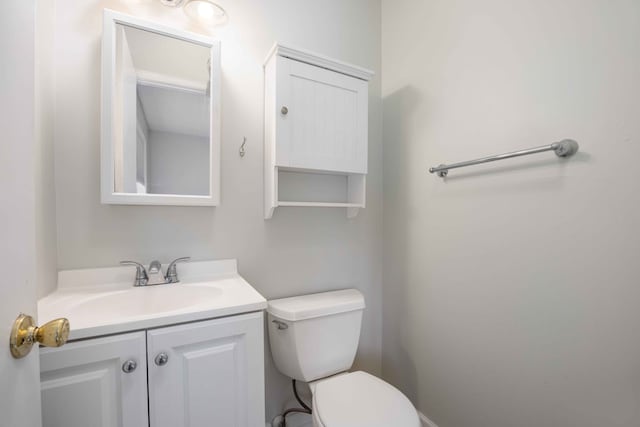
top-left (68, 285), bottom-right (223, 318)
top-left (38, 259), bottom-right (268, 340)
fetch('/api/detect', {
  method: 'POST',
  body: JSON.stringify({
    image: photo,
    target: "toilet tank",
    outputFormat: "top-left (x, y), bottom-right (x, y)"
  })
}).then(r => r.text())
top-left (267, 289), bottom-right (365, 382)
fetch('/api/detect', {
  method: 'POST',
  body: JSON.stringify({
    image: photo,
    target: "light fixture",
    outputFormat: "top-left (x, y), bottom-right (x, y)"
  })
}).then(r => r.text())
top-left (183, 0), bottom-right (227, 26)
top-left (160, 0), bottom-right (184, 7)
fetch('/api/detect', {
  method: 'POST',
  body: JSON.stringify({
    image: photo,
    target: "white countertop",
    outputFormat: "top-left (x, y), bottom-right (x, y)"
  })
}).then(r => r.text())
top-left (38, 259), bottom-right (267, 340)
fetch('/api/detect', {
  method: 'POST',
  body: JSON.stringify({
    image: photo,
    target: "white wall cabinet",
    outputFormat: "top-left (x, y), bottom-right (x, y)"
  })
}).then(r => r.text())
top-left (264, 44), bottom-right (374, 219)
top-left (40, 312), bottom-right (264, 427)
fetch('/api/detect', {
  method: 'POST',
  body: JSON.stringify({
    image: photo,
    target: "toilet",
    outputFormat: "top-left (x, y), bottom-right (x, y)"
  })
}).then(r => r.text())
top-left (268, 289), bottom-right (420, 427)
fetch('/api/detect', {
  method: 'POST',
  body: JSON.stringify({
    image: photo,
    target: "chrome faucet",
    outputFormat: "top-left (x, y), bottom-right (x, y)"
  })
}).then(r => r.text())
top-left (147, 260), bottom-right (165, 285)
top-left (120, 257), bottom-right (191, 287)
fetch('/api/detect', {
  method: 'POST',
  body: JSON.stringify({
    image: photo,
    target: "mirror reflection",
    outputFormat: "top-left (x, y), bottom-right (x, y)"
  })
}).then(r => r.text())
top-left (113, 24), bottom-right (211, 196)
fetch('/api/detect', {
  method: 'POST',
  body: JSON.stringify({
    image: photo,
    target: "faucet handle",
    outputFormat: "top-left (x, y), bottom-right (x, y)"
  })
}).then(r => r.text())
top-left (165, 257), bottom-right (191, 283)
top-left (120, 261), bottom-right (148, 287)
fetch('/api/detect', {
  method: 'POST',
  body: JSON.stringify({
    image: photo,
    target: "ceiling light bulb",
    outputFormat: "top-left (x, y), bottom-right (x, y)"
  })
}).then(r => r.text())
top-left (160, 0), bottom-right (184, 7)
top-left (183, 0), bottom-right (227, 26)
top-left (198, 2), bottom-right (215, 19)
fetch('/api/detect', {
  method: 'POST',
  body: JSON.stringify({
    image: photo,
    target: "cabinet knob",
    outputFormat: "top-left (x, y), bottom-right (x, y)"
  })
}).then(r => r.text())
top-left (281, 106), bottom-right (289, 115)
top-left (122, 359), bottom-right (137, 373)
top-left (155, 352), bottom-right (169, 366)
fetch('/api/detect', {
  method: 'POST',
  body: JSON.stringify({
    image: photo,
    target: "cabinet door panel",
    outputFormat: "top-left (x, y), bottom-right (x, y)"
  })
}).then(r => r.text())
top-left (276, 56), bottom-right (368, 173)
top-left (148, 312), bottom-right (264, 427)
top-left (40, 332), bottom-right (148, 427)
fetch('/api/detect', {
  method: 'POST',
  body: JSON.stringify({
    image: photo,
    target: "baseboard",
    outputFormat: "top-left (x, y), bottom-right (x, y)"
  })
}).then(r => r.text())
top-left (270, 411), bottom-right (434, 427)
top-left (419, 411), bottom-right (439, 427)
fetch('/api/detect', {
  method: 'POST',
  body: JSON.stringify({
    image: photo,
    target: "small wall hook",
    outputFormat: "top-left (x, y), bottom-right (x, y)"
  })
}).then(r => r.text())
top-left (239, 137), bottom-right (247, 158)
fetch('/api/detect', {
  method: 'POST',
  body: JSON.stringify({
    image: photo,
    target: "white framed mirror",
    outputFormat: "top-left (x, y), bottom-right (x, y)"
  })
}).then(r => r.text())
top-left (101, 10), bottom-right (221, 206)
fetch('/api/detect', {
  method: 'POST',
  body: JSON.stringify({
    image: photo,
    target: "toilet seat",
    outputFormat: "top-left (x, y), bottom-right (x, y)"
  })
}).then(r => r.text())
top-left (311, 371), bottom-right (420, 427)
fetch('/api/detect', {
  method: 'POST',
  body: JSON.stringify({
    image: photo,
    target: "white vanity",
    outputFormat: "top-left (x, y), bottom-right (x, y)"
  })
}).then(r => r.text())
top-left (38, 259), bottom-right (266, 427)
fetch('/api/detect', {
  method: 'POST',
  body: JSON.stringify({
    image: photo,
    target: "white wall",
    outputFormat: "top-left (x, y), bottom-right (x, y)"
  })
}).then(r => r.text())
top-left (50, 0), bottom-right (382, 421)
top-left (146, 130), bottom-right (209, 195)
top-left (382, 1), bottom-right (640, 426)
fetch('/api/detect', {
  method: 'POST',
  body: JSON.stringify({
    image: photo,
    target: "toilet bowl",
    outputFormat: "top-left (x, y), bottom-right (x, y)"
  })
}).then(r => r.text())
top-left (267, 289), bottom-right (419, 427)
top-left (310, 371), bottom-right (419, 427)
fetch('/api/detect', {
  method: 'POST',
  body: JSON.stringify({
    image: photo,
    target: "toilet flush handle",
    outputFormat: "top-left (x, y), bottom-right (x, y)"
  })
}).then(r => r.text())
top-left (272, 320), bottom-right (288, 330)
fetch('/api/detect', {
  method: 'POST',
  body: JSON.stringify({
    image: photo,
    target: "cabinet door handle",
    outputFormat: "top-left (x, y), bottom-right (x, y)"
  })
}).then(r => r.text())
top-left (122, 359), bottom-right (137, 373)
top-left (155, 352), bottom-right (169, 366)
top-left (281, 106), bottom-right (289, 115)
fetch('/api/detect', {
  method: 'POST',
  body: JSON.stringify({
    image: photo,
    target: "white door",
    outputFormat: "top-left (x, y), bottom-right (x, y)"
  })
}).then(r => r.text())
top-left (147, 312), bottom-right (265, 427)
top-left (40, 332), bottom-right (149, 427)
top-left (0, 2), bottom-right (43, 427)
top-left (275, 56), bottom-right (369, 174)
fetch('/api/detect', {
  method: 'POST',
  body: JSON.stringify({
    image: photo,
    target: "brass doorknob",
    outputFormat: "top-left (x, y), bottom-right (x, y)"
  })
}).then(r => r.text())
top-left (9, 314), bottom-right (70, 359)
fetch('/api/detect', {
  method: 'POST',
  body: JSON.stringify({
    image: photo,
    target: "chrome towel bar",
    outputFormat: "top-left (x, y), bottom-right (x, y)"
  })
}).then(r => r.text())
top-left (429, 139), bottom-right (579, 178)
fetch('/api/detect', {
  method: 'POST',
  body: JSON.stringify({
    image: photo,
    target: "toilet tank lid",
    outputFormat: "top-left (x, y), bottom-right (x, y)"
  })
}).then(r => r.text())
top-left (267, 289), bottom-right (365, 321)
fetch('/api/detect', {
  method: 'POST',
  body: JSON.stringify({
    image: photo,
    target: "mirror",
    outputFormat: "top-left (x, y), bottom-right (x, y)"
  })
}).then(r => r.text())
top-left (101, 10), bottom-right (220, 206)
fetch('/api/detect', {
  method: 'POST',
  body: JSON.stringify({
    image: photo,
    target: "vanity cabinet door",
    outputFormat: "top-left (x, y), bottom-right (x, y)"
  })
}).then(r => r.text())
top-left (275, 56), bottom-right (369, 174)
top-left (147, 312), bottom-right (265, 427)
top-left (39, 332), bottom-right (148, 427)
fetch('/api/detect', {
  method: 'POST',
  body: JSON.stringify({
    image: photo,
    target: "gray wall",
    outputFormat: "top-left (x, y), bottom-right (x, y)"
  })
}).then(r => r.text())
top-left (147, 130), bottom-right (209, 196)
top-left (381, 1), bottom-right (640, 426)
top-left (50, 0), bottom-right (382, 421)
